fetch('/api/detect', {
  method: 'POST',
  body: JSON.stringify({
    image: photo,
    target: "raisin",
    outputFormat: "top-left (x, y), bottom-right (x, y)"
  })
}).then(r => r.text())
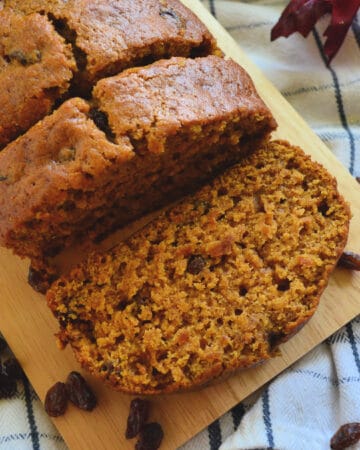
top-left (0, 373), bottom-right (17, 399)
top-left (187, 255), bottom-right (206, 275)
top-left (0, 175), bottom-right (7, 182)
top-left (7, 49), bottom-right (41, 65)
top-left (8, 50), bottom-right (28, 65)
top-left (45, 382), bottom-right (68, 417)
top-left (277, 279), bottom-right (291, 291)
top-left (100, 361), bottom-right (113, 373)
top-left (330, 423), bottom-right (360, 449)
top-left (159, 7), bottom-right (180, 23)
top-left (0, 337), bottom-right (8, 354)
top-left (135, 423), bottom-right (164, 450)
top-left (28, 266), bottom-right (58, 294)
top-left (2, 358), bottom-right (24, 380)
top-left (217, 187), bottom-right (228, 196)
top-left (126, 398), bottom-right (151, 439)
top-left (239, 286), bottom-right (247, 296)
top-left (356, 177), bottom-right (360, 184)
top-left (318, 200), bottom-right (330, 216)
top-left (65, 371), bottom-right (97, 411)
top-left (88, 109), bottom-right (115, 141)
top-left (337, 251), bottom-right (360, 271)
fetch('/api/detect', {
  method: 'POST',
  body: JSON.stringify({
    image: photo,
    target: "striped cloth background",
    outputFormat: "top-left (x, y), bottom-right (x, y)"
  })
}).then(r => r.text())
top-left (0, 1), bottom-right (359, 449)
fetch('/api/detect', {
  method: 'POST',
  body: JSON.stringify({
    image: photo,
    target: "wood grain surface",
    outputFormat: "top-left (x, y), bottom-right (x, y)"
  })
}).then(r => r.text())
top-left (0, 1), bottom-right (359, 449)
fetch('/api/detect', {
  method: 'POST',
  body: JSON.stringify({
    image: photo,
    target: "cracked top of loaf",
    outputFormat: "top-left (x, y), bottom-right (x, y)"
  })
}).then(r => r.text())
top-left (4, 0), bottom-right (219, 84)
top-left (0, 8), bottom-right (76, 148)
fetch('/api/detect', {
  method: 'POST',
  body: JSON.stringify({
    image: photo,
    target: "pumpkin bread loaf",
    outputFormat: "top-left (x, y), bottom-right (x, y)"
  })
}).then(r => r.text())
top-left (0, 9), bottom-right (76, 148)
top-left (47, 140), bottom-right (350, 395)
top-left (92, 56), bottom-right (273, 155)
top-left (0, 56), bottom-right (276, 271)
top-left (4, 0), bottom-right (219, 92)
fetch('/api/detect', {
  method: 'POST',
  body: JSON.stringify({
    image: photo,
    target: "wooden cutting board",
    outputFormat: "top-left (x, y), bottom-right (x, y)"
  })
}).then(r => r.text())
top-left (0, 1), bottom-right (359, 449)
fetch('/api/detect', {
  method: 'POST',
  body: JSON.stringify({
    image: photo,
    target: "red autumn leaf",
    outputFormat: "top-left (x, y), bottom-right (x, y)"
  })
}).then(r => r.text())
top-left (271, 0), bottom-right (360, 63)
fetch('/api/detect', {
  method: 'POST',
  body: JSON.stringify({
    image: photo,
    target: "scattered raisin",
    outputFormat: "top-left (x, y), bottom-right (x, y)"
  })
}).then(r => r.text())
top-left (65, 371), bottom-right (97, 411)
top-left (0, 175), bottom-right (7, 182)
top-left (135, 422), bottom-right (164, 450)
top-left (126, 398), bottom-right (151, 439)
top-left (2, 358), bottom-right (24, 380)
top-left (0, 373), bottom-right (17, 399)
top-left (356, 177), bottom-right (360, 184)
top-left (45, 382), bottom-right (68, 417)
top-left (187, 255), bottom-right (206, 275)
top-left (337, 251), bottom-right (360, 271)
top-left (330, 423), bottom-right (360, 449)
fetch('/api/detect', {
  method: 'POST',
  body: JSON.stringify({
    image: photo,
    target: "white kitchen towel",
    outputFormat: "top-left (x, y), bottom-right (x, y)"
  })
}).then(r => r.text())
top-left (0, 1), bottom-right (359, 449)
top-left (218, 319), bottom-right (360, 450)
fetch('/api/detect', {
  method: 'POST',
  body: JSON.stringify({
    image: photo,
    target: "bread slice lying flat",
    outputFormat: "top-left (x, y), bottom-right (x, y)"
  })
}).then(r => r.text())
top-left (47, 140), bottom-right (350, 394)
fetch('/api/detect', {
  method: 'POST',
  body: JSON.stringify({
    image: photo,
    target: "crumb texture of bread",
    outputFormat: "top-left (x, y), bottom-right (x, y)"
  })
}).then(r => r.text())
top-left (47, 140), bottom-right (351, 395)
top-left (0, 56), bottom-right (276, 267)
top-left (4, 0), bottom-right (219, 89)
top-left (0, 9), bottom-right (76, 148)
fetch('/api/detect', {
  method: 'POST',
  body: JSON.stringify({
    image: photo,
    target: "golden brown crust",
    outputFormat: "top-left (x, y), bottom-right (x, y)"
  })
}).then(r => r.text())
top-left (5, 0), bottom-right (220, 87)
top-left (93, 56), bottom-right (277, 153)
top-left (47, 140), bottom-right (350, 395)
top-left (0, 9), bottom-right (76, 148)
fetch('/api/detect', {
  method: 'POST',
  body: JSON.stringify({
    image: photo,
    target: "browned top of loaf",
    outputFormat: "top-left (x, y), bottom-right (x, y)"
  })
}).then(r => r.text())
top-left (5, 0), bottom-right (218, 83)
top-left (0, 98), bottom-right (134, 242)
top-left (93, 56), bottom-right (276, 153)
top-left (0, 9), bottom-right (75, 147)
top-left (47, 140), bottom-right (350, 395)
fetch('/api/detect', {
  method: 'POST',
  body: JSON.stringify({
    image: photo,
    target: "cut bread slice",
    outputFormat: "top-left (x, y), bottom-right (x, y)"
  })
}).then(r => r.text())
top-left (47, 140), bottom-right (350, 394)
